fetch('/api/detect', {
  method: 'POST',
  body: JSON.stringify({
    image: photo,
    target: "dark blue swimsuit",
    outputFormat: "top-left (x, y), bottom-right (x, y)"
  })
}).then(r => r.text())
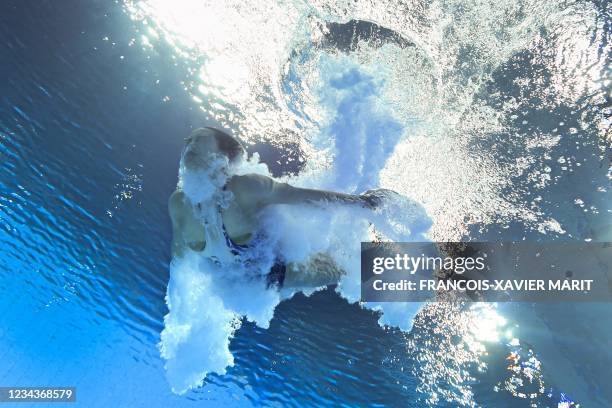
top-left (220, 183), bottom-right (285, 287)
top-left (221, 219), bottom-right (285, 288)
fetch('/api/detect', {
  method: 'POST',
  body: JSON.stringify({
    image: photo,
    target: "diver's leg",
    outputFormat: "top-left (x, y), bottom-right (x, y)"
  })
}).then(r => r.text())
top-left (283, 253), bottom-right (345, 288)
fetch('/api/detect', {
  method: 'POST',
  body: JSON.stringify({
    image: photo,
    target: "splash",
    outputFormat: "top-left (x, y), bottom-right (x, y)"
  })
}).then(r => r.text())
top-left (161, 195), bottom-right (429, 393)
top-left (124, 0), bottom-right (609, 240)
top-left (124, 0), bottom-right (610, 398)
top-left (160, 62), bottom-right (431, 393)
top-left (317, 67), bottom-right (404, 192)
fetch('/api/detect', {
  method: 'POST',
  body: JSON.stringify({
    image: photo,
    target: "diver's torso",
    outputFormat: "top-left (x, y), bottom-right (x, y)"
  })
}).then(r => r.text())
top-left (174, 177), bottom-right (260, 254)
top-left (220, 183), bottom-right (257, 245)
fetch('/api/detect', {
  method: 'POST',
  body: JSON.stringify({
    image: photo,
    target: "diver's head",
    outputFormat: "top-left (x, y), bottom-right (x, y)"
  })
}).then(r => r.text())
top-left (181, 127), bottom-right (245, 171)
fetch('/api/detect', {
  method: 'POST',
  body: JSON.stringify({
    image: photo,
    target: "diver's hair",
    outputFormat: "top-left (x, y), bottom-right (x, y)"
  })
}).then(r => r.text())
top-left (187, 127), bottom-right (245, 163)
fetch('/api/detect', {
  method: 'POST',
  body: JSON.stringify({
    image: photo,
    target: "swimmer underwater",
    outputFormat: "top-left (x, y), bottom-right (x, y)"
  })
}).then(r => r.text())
top-left (169, 127), bottom-right (388, 288)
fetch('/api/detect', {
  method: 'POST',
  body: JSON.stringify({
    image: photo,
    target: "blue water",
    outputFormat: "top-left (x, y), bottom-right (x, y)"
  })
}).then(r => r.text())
top-left (1, 0), bottom-right (610, 407)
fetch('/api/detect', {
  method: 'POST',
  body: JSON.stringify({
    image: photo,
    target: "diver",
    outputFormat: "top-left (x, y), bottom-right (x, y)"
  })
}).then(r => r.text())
top-left (169, 127), bottom-right (384, 288)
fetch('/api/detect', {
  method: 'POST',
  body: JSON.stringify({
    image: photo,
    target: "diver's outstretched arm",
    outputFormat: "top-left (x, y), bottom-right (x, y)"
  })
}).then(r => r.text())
top-left (227, 174), bottom-right (379, 209)
top-left (270, 182), bottom-right (366, 207)
top-left (267, 179), bottom-right (388, 209)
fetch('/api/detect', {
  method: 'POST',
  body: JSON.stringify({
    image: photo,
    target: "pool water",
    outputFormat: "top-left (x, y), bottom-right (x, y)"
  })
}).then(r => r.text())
top-left (0, 0), bottom-right (610, 407)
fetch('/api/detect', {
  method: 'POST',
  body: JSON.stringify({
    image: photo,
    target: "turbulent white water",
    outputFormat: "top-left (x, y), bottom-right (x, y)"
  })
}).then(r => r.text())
top-left (124, 0), bottom-right (610, 396)
top-left (161, 148), bottom-right (430, 393)
top-left (125, 0), bottom-right (608, 240)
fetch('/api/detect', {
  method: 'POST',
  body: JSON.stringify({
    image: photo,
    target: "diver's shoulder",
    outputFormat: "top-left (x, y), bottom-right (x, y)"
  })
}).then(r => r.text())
top-left (227, 174), bottom-right (276, 202)
top-left (169, 190), bottom-right (189, 213)
top-left (228, 173), bottom-right (274, 189)
top-left (169, 189), bottom-right (186, 203)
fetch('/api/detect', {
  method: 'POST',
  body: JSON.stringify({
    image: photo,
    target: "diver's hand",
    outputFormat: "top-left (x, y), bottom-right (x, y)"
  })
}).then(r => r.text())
top-left (360, 188), bottom-right (397, 209)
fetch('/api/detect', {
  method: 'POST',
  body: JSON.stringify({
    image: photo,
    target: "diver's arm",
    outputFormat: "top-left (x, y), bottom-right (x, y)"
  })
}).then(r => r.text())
top-left (169, 190), bottom-right (205, 257)
top-left (169, 191), bottom-right (185, 257)
top-left (268, 182), bottom-right (365, 206)
top-left (228, 174), bottom-right (375, 208)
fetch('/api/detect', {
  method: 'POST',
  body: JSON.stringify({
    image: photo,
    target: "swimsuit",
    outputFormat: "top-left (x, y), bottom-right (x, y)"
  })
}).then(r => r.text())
top-left (219, 184), bottom-right (285, 288)
top-left (221, 217), bottom-right (286, 288)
